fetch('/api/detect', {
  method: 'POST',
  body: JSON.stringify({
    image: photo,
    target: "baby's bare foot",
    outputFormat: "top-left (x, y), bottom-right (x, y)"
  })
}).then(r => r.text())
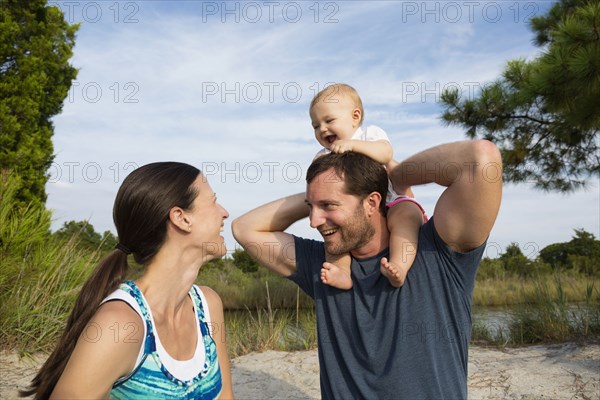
top-left (321, 262), bottom-right (353, 290)
top-left (380, 257), bottom-right (406, 288)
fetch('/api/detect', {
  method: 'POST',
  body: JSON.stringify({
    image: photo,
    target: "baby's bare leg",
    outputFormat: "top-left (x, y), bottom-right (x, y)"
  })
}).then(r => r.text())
top-left (380, 204), bottom-right (421, 287)
top-left (321, 253), bottom-right (353, 290)
top-left (386, 160), bottom-right (415, 198)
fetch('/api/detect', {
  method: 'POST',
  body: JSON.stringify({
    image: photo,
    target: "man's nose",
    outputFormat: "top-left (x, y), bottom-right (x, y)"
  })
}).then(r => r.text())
top-left (309, 209), bottom-right (325, 229)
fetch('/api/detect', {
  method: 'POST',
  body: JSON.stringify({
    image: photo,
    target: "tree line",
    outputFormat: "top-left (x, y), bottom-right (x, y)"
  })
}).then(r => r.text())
top-left (478, 229), bottom-right (600, 278)
top-left (53, 218), bottom-right (599, 278)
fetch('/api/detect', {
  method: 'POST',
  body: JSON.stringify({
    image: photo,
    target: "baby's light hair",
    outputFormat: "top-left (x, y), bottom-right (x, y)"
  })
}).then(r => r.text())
top-left (310, 83), bottom-right (364, 124)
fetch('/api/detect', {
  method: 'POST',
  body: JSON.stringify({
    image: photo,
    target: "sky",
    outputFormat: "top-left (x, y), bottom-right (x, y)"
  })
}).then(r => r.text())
top-left (45, 0), bottom-right (599, 260)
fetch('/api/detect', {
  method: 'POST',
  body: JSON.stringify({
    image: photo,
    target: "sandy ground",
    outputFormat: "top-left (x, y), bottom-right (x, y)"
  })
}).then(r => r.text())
top-left (1, 343), bottom-right (598, 399)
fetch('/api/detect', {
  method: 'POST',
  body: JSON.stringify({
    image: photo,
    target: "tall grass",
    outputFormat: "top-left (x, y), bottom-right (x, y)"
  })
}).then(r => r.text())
top-left (0, 240), bottom-right (97, 352)
top-left (0, 172), bottom-right (100, 354)
top-left (509, 277), bottom-right (600, 344)
top-left (225, 306), bottom-right (318, 358)
top-left (195, 259), bottom-right (315, 310)
top-left (0, 172), bottom-right (51, 258)
top-left (473, 277), bottom-right (600, 346)
top-left (199, 271), bottom-right (318, 357)
top-left (472, 272), bottom-right (600, 307)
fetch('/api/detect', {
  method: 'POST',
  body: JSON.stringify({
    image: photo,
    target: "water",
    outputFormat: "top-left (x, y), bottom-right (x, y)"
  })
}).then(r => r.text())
top-left (472, 306), bottom-right (515, 341)
top-left (472, 303), bottom-right (599, 342)
top-left (225, 304), bottom-right (598, 344)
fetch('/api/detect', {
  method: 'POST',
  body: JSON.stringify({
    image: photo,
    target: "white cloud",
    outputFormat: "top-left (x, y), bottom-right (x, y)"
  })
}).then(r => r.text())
top-left (45, 1), bottom-right (599, 257)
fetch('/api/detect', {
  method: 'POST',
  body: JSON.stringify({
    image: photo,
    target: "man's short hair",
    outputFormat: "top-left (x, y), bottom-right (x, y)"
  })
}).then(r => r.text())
top-left (306, 152), bottom-right (388, 215)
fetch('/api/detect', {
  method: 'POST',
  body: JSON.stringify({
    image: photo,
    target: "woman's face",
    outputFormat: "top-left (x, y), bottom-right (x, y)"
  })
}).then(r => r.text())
top-left (187, 175), bottom-right (230, 259)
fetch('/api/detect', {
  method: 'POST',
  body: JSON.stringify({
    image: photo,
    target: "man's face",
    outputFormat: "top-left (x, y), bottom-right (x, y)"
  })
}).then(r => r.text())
top-left (306, 170), bottom-right (375, 255)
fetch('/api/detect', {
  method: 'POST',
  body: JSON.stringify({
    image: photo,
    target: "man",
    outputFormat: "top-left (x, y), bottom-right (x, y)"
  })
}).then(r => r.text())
top-left (232, 140), bottom-right (502, 399)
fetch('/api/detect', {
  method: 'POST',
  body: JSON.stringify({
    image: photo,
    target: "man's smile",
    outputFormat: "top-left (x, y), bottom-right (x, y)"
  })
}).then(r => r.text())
top-left (320, 227), bottom-right (338, 237)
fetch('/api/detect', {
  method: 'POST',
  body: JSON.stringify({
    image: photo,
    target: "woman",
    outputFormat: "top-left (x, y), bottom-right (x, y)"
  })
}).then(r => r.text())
top-left (21, 162), bottom-right (234, 399)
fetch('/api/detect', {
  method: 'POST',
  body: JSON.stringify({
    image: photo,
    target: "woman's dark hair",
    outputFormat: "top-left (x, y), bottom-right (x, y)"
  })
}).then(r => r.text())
top-left (20, 162), bottom-right (200, 399)
top-left (307, 152), bottom-right (389, 215)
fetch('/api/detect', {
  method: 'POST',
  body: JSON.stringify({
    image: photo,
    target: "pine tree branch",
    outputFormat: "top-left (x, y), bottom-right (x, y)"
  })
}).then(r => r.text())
top-left (501, 114), bottom-right (551, 125)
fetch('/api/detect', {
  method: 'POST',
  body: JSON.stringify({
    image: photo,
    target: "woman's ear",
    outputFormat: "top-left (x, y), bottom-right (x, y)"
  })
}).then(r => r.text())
top-left (169, 206), bottom-right (192, 232)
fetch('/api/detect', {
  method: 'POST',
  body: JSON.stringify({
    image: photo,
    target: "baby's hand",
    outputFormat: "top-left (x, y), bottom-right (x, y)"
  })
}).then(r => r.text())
top-left (394, 185), bottom-right (414, 198)
top-left (330, 140), bottom-right (354, 154)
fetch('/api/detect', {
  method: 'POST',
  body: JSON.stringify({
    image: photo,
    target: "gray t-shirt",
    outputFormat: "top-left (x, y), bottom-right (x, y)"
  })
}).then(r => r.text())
top-left (289, 217), bottom-right (485, 399)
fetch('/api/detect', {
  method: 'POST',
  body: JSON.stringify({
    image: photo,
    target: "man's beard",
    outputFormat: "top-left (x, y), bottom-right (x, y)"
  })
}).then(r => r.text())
top-left (324, 204), bottom-right (375, 255)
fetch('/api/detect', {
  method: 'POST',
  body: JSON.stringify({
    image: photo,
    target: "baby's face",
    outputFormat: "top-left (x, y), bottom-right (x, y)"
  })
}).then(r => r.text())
top-left (310, 94), bottom-right (361, 149)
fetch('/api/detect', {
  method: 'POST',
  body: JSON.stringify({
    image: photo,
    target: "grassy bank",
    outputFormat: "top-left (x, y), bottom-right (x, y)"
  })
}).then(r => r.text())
top-left (472, 275), bottom-right (600, 345)
top-left (472, 273), bottom-right (599, 307)
top-left (225, 308), bottom-right (318, 358)
top-left (1, 174), bottom-right (94, 353)
top-left (2, 238), bottom-right (598, 355)
top-left (194, 259), bottom-right (314, 310)
top-left (3, 250), bottom-right (597, 356)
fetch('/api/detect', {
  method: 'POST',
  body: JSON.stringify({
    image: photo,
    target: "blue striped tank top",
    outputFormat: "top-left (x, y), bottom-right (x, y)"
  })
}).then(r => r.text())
top-left (109, 280), bottom-right (222, 399)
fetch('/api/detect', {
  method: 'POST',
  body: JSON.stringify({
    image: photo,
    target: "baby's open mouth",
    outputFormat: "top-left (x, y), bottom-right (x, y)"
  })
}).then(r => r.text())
top-left (325, 135), bottom-right (337, 144)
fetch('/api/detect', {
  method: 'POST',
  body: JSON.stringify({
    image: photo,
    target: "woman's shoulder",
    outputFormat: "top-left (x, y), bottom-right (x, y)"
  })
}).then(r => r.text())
top-left (96, 298), bottom-right (143, 323)
top-left (93, 299), bottom-right (145, 344)
top-left (195, 285), bottom-right (222, 308)
top-left (56, 299), bottom-right (145, 392)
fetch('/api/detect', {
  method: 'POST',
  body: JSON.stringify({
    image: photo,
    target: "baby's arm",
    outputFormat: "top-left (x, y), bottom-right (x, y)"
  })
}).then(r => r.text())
top-left (330, 139), bottom-right (393, 164)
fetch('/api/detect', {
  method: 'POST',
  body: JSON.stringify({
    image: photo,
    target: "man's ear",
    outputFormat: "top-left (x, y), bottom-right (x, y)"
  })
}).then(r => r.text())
top-left (169, 206), bottom-right (191, 232)
top-left (364, 192), bottom-right (382, 216)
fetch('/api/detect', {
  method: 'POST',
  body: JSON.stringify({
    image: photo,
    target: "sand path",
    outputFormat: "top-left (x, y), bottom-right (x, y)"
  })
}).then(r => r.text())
top-left (2, 343), bottom-right (598, 399)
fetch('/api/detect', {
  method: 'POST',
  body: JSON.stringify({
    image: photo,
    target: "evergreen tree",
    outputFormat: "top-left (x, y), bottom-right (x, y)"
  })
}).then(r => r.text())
top-left (440, 0), bottom-right (599, 192)
top-left (0, 0), bottom-right (78, 205)
top-left (499, 242), bottom-right (553, 277)
top-left (500, 242), bottom-right (532, 276)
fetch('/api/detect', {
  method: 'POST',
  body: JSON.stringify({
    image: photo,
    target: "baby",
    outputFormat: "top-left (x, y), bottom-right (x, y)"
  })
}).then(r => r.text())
top-left (310, 83), bottom-right (428, 289)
